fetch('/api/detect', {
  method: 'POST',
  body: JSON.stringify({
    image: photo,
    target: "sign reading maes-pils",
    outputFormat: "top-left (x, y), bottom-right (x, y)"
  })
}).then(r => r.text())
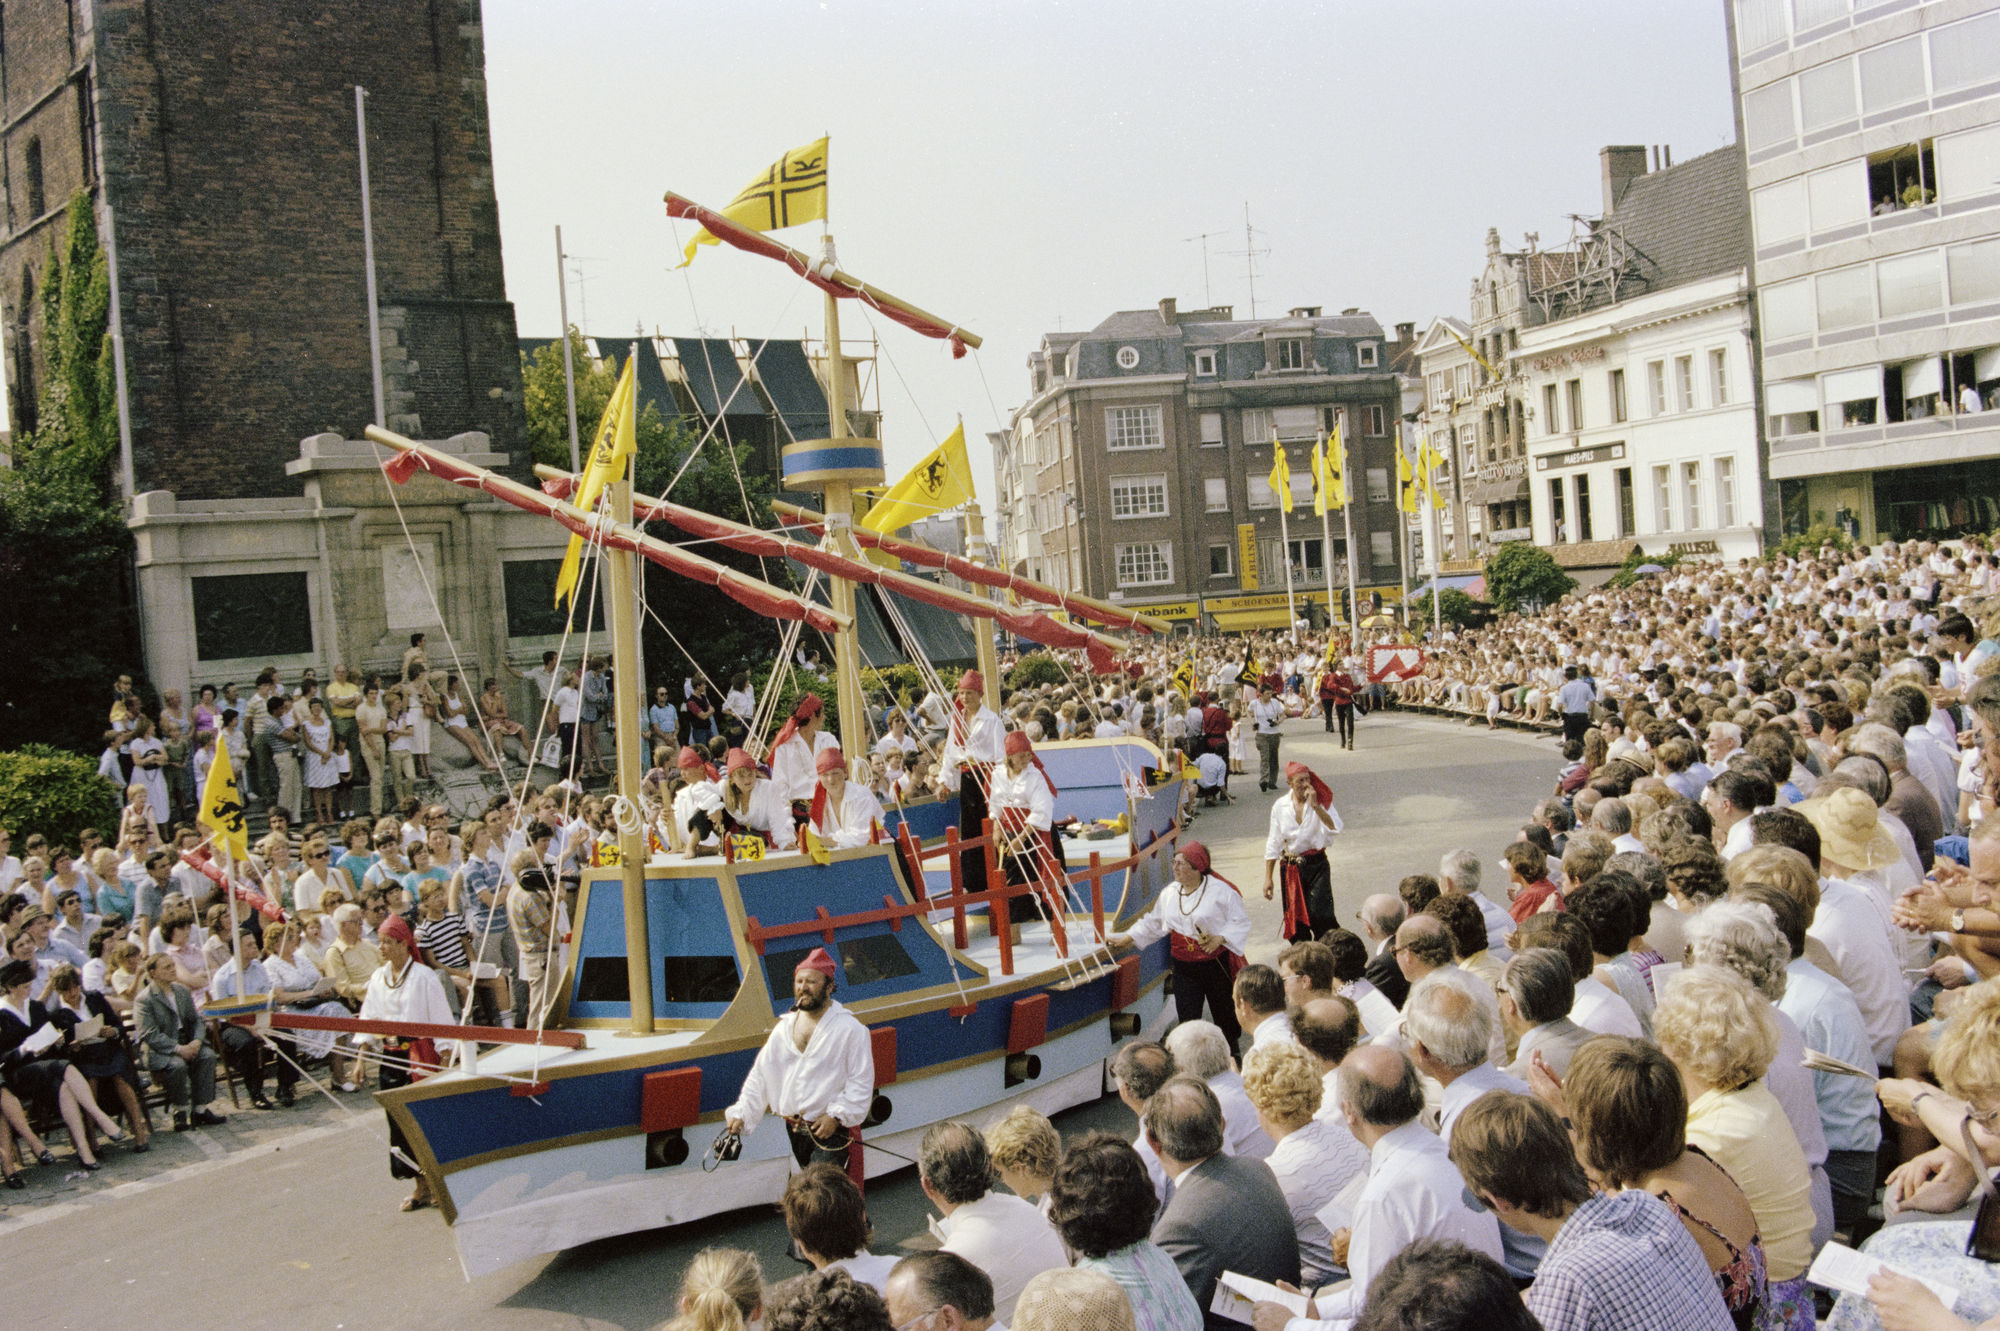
top-left (1367, 646), bottom-right (1426, 683)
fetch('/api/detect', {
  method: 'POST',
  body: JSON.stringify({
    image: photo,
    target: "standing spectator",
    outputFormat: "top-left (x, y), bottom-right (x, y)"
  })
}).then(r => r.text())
top-left (1556, 665), bottom-right (1596, 745)
top-left (354, 679), bottom-right (389, 816)
top-left (1249, 682), bottom-right (1286, 793)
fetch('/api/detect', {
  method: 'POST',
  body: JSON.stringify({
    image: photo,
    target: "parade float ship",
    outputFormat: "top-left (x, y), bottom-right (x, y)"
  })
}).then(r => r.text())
top-left (230, 168), bottom-right (1189, 1279)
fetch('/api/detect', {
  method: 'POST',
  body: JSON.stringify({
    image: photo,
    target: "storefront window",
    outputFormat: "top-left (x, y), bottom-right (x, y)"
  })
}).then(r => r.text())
top-left (1873, 460), bottom-right (2000, 539)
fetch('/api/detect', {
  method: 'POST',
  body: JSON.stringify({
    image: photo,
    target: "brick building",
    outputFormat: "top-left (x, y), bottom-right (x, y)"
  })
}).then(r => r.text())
top-left (0, 1), bottom-right (565, 694)
top-left (1001, 298), bottom-right (1407, 632)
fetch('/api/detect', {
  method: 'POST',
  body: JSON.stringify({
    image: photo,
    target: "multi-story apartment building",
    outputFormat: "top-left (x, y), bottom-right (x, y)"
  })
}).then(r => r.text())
top-left (1729, 0), bottom-right (2000, 542)
top-left (1003, 299), bottom-right (1406, 631)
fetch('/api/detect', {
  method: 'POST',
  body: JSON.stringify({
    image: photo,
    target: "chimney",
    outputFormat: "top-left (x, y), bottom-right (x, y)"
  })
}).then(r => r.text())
top-left (1601, 144), bottom-right (1649, 214)
top-left (1485, 226), bottom-right (1502, 258)
top-left (1663, 144), bottom-right (1673, 168)
top-left (1158, 296), bottom-right (1178, 324)
top-left (1396, 321), bottom-right (1415, 344)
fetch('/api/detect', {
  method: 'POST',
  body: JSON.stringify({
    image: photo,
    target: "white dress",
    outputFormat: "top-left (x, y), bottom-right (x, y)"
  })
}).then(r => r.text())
top-left (302, 719), bottom-right (339, 789)
top-left (130, 736), bottom-right (170, 823)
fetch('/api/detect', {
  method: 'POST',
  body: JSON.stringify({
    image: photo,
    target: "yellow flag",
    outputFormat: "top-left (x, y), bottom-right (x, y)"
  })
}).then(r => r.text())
top-left (1268, 441), bottom-right (1294, 514)
top-left (862, 422), bottom-right (973, 535)
top-left (1324, 427), bottom-right (1348, 509)
top-left (1171, 654), bottom-right (1196, 700)
top-left (555, 356), bottom-right (638, 609)
top-left (678, 137), bottom-right (829, 268)
top-left (1421, 439), bottom-right (1447, 510)
top-left (1395, 445), bottom-right (1416, 514)
top-left (801, 822), bottom-right (832, 867)
top-left (198, 738), bottom-right (248, 863)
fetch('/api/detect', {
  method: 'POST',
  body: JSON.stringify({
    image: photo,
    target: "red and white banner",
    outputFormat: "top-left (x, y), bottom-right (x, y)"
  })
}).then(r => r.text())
top-left (1366, 645), bottom-right (1426, 683)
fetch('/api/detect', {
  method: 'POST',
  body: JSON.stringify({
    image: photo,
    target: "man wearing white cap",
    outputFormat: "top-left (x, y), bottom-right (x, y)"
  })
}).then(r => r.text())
top-left (727, 947), bottom-right (876, 1176)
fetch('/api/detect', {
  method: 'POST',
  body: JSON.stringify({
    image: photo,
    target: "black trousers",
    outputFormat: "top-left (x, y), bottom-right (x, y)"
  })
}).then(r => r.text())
top-left (957, 765), bottom-right (990, 890)
top-left (1561, 712), bottom-right (1590, 744)
top-left (217, 1022), bottom-right (296, 1099)
top-left (787, 1119), bottom-right (852, 1172)
top-left (1334, 703), bottom-right (1355, 746)
top-left (1171, 953), bottom-right (1241, 1053)
top-left (381, 1049), bottom-right (419, 1180)
top-left (1285, 851), bottom-right (1338, 942)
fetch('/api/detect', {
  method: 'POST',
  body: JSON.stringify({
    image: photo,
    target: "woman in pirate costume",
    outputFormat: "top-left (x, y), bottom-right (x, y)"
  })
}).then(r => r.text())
top-left (1107, 840), bottom-right (1250, 1051)
top-left (990, 729), bottom-right (1065, 927)
top-left (807, 748), bottom-right (886, 850)
top-left (719, 748), bottom-right (796, 855)
top-left (670, 745), bottom-right (725, 854)
top-left (769, 695), bottom-right (838, 829)
top-left (1262, 761), bottom-right (1343, 943)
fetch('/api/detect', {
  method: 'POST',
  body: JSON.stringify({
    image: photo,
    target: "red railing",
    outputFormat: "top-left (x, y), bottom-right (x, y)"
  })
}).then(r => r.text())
top-left (222, 1011), bottom-right (585, 1049)
top-left (745, 820), bottom-right (1170, 977)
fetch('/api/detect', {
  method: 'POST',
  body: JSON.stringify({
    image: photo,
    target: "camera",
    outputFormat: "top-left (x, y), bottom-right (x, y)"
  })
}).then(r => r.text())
top-left (712, 1127), bottom-right (743, 1163)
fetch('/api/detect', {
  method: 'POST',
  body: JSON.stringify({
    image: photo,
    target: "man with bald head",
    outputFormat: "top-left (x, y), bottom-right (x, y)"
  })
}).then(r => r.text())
top-left (1356, 894), bottom-right (1409, 1008)
top-left (1392, 914), bottom-right (1454, 989)
top-left (1254, 1047), bottom-right (1502, 1331)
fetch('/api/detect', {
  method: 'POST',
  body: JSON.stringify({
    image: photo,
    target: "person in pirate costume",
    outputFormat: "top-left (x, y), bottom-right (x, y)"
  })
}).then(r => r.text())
top-left (808, 748), bottom-right (885, 850)
top-left (935, 671), bottom-right (1004, 889)
top-left (990, 730), bottom-right (1066, 930)
top-left (719, 748), bottom-right (796, 855)
top-left (358, 912), bottom-right (452, 1212)
top-left (671, 745), bottom-right (726, 855)
top-left (1108, 840), bottom-right (1251, 1051)
top-left (770, 695), bottom-right (838, 828)
top-left (726, 947), bottom-right (875, 1183)
top-left (1262, 761), bottom-right (1343, 943)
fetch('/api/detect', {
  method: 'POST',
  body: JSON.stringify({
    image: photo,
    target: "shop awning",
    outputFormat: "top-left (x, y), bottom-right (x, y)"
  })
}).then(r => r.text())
top-left (1210, 606), bottom-right (1294, 632)
top-left (1467, 476), bottom-right (1530, 506)
top-left (1411, 573), bottom-right (1486, 599)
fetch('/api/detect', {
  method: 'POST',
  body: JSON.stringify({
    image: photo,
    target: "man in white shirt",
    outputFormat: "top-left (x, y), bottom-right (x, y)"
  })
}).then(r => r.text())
top-left (1514, 912), bottom-right (1644, 1039)
top-left (1249, 683), bottom-right (1287, 793)
top-left (1264, 762), bottom-right (1343, 942)
top-left (1234, 964), bottom-right (1296, 1052)
top-left (1166, 1019), bottom-right (1274, 1160)
top-left (919, 1121), bottom-right (1069, 1320)
top-left (1293, 995), bottom-right (1364, 1125)
top-left (1555, 666), bottom-right (1595, 745)
top-left (1254, 1046), bottom-right (1503, 1331)
top-left (726, 949), bottom-right (876, 1173)
top-left (1438, 849), bottom-right (1512, 957)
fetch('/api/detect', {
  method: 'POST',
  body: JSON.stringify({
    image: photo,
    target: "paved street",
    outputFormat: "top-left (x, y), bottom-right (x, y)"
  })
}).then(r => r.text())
top-left (5, 711), bottom-right (1559, 1331)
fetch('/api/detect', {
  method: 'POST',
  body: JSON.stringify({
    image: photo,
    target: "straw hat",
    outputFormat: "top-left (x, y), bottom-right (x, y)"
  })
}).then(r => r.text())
top-left (1798, 787), bottom-right (1898, 873)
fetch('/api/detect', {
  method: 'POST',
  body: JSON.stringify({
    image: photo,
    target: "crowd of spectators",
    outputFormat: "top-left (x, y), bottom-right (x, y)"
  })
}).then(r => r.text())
top-left (660, 534), bottom-right (2000, 1331)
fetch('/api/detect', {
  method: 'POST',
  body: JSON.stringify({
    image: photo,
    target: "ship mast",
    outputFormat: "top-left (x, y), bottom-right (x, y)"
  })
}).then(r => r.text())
top-left (606, 461), bottom-right (655, 1036)
top-left (815, 222), bottom-right (873, 764)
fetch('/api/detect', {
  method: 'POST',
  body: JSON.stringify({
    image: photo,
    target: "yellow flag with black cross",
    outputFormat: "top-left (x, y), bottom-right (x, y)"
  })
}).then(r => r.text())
top-left (678, 137), bottom-right (829, 268)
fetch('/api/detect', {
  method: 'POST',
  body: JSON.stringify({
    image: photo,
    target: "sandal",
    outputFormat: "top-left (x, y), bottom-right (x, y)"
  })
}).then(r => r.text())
top-left (35, 1149), bottom-right (54, 1166)
top-left (399, 1194), bottom-right (433, 1212)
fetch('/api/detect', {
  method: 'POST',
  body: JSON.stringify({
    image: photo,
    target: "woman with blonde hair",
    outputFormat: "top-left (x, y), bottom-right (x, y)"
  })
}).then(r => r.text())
top-left (1653, 965), bottom-right (1817, 1330)
top-left (663, 1247), bottom-right (763, 1331)
top-left (985, 1105), bottom-right (1061, 1211)
top-left (1241, 1039), bottom-right (1368, 1287)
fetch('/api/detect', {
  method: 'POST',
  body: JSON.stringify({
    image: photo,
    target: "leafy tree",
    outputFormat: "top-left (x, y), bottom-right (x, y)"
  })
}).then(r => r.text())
top-left (1007, 652), bottom-right (1066, 690)
top-left (1484, 542), bottom-right (1576, 614)
top-left (0, 744), bottom-right (120, 845)
top-left (1407, 587), bottom-right (1481, 630)
top-left (520, 333), bottom-right (786, 687)
top-left (0, 192), bottom-right (139, 755)
top-left (1776, 524), bottom-right (1852, 559)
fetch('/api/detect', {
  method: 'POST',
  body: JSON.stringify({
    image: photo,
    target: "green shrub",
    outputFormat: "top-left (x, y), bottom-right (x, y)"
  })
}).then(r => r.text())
top-left (0, 745), bottom-right (121, 847)
top-left (860, 664), bottom-right (926, 710)
top-left (1776, 524), bottom-right (1852, 559)
top-left (1407, 587), bottom-right (1481, 629)
top-left (1484, 542), bottom-right (1577, 614)
top-left (1006, 652), bottom-right (1066, 690)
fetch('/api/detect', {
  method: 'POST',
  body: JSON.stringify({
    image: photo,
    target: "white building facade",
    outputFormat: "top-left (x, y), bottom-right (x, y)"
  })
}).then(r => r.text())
top-left (1520, 270), bottom-right (1766, 561)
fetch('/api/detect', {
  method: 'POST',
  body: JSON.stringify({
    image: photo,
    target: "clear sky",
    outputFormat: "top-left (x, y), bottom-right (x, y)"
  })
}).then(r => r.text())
top-left (483, 0), bottom-right (1739, 503)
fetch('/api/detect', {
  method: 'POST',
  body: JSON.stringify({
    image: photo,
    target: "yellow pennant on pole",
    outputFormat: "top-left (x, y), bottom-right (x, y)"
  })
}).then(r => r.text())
top-left (554, 356), bottom-right (638, 609)
top-left (1268, 440), bottom-right (1294, 514)
top-left (678, 137), bottom-right (829, 268)
top-left (198, 738), bottom-right (248, 863)
top-left (862, 422), bottom-right (973, 535)
top-left (1321, 427), bottom-right (1348, 510)
top-left (1395, 444), bottom-right (1417, 515)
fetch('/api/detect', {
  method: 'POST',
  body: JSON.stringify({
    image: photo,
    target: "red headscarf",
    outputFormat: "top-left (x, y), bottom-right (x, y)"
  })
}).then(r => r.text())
top-left (1003, 729), bottom-right (1058, 797)
top-left (378, 913), bottom-right (416, 949)
top-left (1282, 761), bottom-right (1334, 809)
top-left (809, 747), bottom-right (848, 829)
top-left (725, 747), bottom-right (758, 776)
top-left (678, 745), bottom-right (720, 782)
top-left (1169, 839), bottom-right (1245, 968)
top-left (772, 694), bottom-right (823, 752)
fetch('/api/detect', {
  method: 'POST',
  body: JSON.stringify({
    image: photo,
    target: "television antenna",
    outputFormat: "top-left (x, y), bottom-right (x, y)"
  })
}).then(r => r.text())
top-left (1221, 203), bottom-right (1270, 318)
top-left (565, 255), bottom-right (605, 335)
top-left (1183, 229), bottom-right (1229, 307)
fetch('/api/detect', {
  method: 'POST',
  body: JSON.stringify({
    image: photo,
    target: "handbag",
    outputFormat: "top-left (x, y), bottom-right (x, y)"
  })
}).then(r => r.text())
top-left (1962, 1116), bottom-right (2000, 1263)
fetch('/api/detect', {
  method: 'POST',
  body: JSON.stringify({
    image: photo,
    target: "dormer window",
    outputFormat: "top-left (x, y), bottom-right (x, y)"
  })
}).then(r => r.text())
top-left (1358, 342), bottom-right (1380, 368)
top-left (1276, 338), bottom-right (1307, 371)
top-left (1116, 345), bottom-right (1140, 370)
top-left (1194, 349), bottom-right (1217, 377)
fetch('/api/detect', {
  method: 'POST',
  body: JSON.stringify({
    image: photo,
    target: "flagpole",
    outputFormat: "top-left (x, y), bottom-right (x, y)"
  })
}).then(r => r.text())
top-left (355, 86), bottom-right (385, 429)
top-left (1316, 438), bottom-right (1336, 648)
top-left (555, 226), bottom-right (582, 472)
top-left (1338, 419), bottom-right (1360, 656)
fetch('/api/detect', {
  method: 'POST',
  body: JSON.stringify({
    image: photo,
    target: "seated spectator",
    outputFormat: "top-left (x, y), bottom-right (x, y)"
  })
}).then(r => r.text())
top-left (1498, 947), bottom-right (1592, 1081)
top-left (783, 1162), bottom-right (897, 1292)
top-left (1240, 1040), bottom-right (1368, 1286)
top-left (918, 1121), bottom-right (1069, 1319)
top-left (1288, 994), bottom-right (1361, 1125)
top-left (1425, 892), bottom-right (1501, 991)
top-left (321, 902), bottom-right (381, 1008)
top-left (1046, 1132), bottom-right (1202, 1331)
top-left (1567, 872), bottom-right (1656, 1034)
top-left (1233, 965), bottom-right (1294, 1051)
top-left (1502, 841), bottom-right (1560, 921)
top-left (1448, 1091), bottom-right (1732, 1331)
top-left (1514, 911), bottom-right (1644, 1039)
top-left (1355, 895), bottom-right (1410, 1009)
top-left (985, 1105), bottom-right (1062, 1211)
top-left (1267, 1047), bottom-right (1502, 1331)
top-left (766, 1267), bottom-right (892, 1331)
top-left (1165, 1019), bottom-right (1272, 1160)
top-left (1112, 1040), bottom-right (1177, 1204)
top-left (1013, 1268), bottom-right (1135, 1331)
top-left (885, 1253), bottom-right (1006, 1331)
top-left (1146, 1075), bottom-right (1299, 1329)
top-left (1404, 966), bottom-right (1522, 1139)
top-left (1653, 967), bottom-right (1816, 1327)
top-left (1277, 940), bottom-right (1335, 1006)
top-left (206, 930), bottom-right (299, 1110)
top-left (1347, 1240), bottom-right (1539, 1331)
top-left (131, 951), bottom-right (227, 1132)
top-left (1439, 848), bottom-right (1513, 957)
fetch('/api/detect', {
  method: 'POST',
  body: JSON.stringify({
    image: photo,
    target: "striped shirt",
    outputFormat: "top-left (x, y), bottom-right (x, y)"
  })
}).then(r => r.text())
top-left (415, 914), bottom-right (471, 973)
